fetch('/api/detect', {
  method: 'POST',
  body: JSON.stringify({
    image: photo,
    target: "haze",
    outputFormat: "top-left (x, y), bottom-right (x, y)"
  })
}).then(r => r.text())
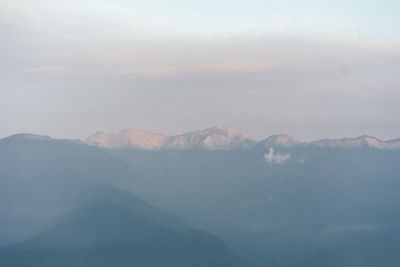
top-left (1, 0), bottom-right (399, 140)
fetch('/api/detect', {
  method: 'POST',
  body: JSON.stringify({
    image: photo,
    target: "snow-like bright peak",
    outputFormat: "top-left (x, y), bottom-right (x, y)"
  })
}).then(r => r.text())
top-left (84, 126), bottom-right (257, 150)
top-left (263, 135), bottom-right (300, 147)
top-left (259, 135), bottom-right (400, 150)
top-left (84, 128), bottom-right (400, 151)
top-left (85, 129), bottom-right (167, 150)
top-left (310, 135), bottom-right (391, 149)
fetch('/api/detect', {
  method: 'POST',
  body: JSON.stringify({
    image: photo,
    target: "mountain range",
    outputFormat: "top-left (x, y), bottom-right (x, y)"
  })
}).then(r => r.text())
top-left (84, 126), bottom-right (257, 150)
top-left (2, 129), bottom-right (400, 266)
top-left (84, 126), bottom-right (400, 151)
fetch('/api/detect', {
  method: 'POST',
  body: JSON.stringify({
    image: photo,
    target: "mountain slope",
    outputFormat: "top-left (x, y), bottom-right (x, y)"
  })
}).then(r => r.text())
top-left (74, 182), bottom-right (190, 233)
top-left (0, 134), bottom-right (141, 245)
top-left (0, 183), bottom-right (251, 267)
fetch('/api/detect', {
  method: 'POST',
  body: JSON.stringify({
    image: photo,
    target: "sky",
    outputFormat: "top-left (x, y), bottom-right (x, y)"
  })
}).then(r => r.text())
top-left (1, 0), bottom-right (399, 141)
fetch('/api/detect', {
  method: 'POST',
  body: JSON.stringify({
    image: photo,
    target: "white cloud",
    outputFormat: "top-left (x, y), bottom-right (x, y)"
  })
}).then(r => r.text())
top-left (264, 147), bottom-right (291, 164)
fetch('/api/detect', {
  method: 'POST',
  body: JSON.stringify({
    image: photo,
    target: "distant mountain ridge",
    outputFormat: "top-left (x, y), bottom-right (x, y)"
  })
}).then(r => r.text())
top-left (2, 130), bottom-right (399, 151)
top-left (84, 126), bottom-right (257, 150)
top-left (261, 134), bottom-right (400, 150)
top-left (83, 127), bottom-right (400, 151)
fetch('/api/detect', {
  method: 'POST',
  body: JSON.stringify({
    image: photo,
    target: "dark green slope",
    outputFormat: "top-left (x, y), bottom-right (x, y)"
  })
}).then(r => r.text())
top-left (73, 182), bottom-right (189, 234)
top-left (0, 184), bottom-right (251, 267)
top-left (0, 134), bottom-right (141, 245)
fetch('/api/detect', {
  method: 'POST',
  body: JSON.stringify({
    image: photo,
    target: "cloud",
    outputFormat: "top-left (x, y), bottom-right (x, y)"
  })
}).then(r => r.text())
top-left (264, 147), bottom-right (291, 164)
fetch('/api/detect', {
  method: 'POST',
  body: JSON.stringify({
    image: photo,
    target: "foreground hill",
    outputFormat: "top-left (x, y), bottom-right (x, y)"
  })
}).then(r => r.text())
top-left (0, 134), bottom-right (140, 245)
top-left (0, 183), bottom-right (249, 267)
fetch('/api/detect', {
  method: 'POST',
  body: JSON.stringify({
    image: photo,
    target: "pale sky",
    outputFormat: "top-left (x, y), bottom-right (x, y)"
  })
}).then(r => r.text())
top-left (1, 0), bottom-right (399, 141)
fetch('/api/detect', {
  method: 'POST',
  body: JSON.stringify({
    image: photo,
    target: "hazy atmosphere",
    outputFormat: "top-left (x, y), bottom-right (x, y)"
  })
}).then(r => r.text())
top-left (1, 2), bottom-right (400, 267)
top-left (1, 0), bottom-right (400, 140)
